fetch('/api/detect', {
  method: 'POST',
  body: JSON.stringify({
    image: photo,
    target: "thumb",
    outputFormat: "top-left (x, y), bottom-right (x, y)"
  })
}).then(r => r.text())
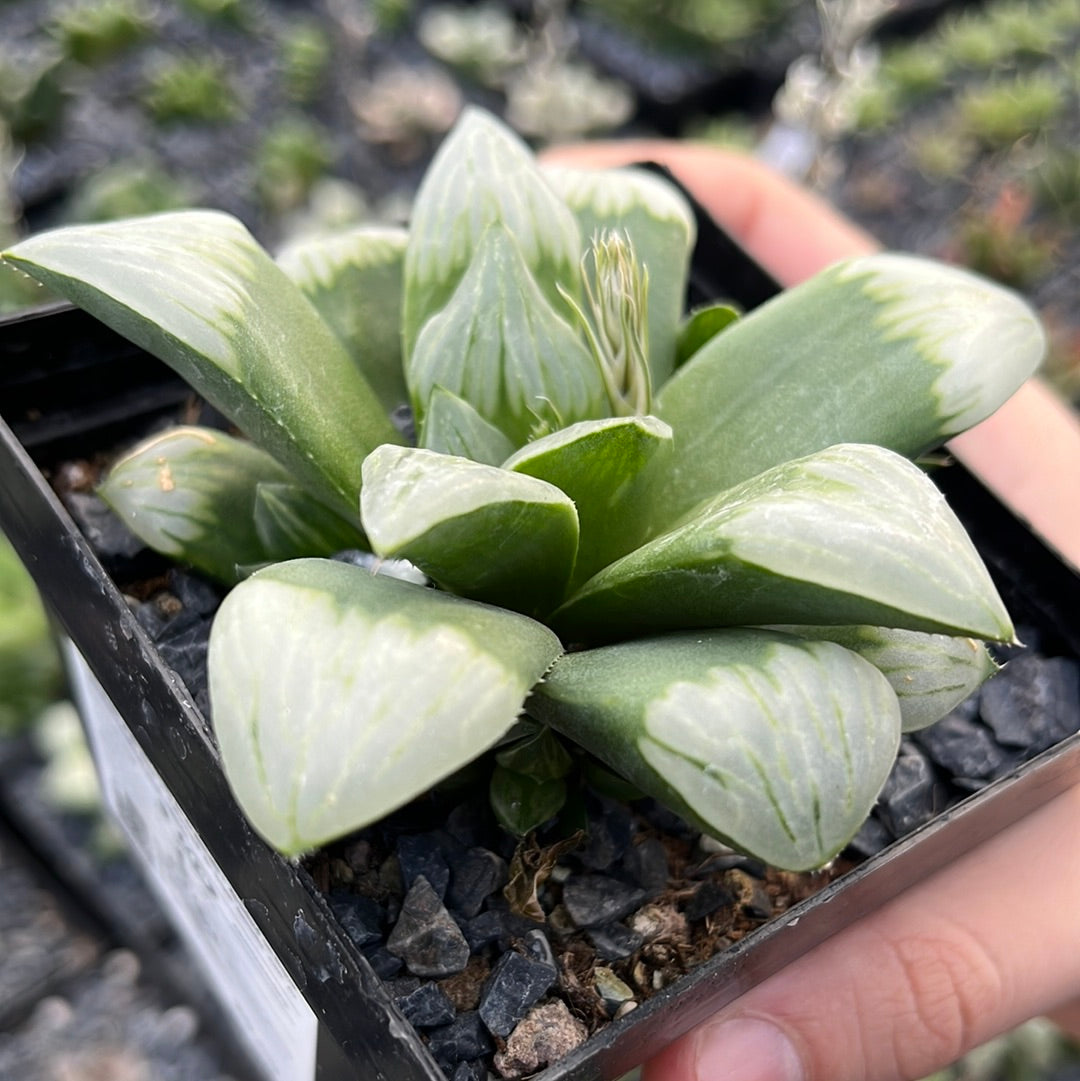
top-left (643, 782), bottom-right (1080, 1081)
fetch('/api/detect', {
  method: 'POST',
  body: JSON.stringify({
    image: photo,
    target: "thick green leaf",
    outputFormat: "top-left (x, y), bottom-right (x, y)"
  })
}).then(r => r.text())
top-left (208, 558), bottom-right (562, 855)
top-left (503, 415), bottom-right (673, 586)
top-left (420, 384), bottom-right (516, 466)
top-left (407, 222), bottom-right (606, 446)
top-left (495, 725), bottom-right (574, 782)
top-left (531, 629), bottom-right (901, 870)
top-left (252, 483), bottom-right (366, 563)
top-left (99, 426), bottom-right (361, 583)
top-left (490, 765), bottom-right (568, 837)
top-left (402, 107), bottom-right (582, 359)
top-left (770, 624), bottom-right (998, 732)
top-left (543, 164), bottom-right (695, 387)
top-left (276, 224), bottom-right (409, 413)
top-left (4, 211), bottom-right (401, 516)
top-left (361, 445), bottom-right (579, 617)
top-left (675, 302), bottom-right (740, 367)
top-left (655, 252), bottom-right (1046, 524)
top-left (555, 443), bottom-right (1014, 644)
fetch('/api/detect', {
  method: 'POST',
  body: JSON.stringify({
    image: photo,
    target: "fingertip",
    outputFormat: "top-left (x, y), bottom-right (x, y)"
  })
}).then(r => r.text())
top-left (642, 1016), bottom-right (805, 1081)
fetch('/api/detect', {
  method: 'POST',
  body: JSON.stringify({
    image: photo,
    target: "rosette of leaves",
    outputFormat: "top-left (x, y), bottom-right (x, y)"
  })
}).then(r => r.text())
top-left (2, 108), bottom-right (1045, 870)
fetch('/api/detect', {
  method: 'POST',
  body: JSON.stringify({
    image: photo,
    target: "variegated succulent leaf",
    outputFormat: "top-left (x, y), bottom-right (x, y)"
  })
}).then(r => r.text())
top-left (402, 106), bottom-right (583, 360)
top-left (252, 483), bottom-right (367, 565)
top-left (407, 221), bottom-right (607, 447)
top-left (502, 415), bottom-right (673, 588)
top-left (542, 164), bottom-right (695, 387)
top-left (420, 385), bottom-right (516, 466)
top-left (3, 211), bottom-right (401, 517)
top-left (489, 765), bottom-right (568, 837)
top-left (98, 427), bottom-right (362, 584)
top-left (530, 629), bottom-right (902, 871)
top-left (768, 624), bottom-right (999, 732)
top-left (676, 302), bottom-right (740, 367)
top-left (555, 443), bottom-right (1014, 644)
top-left (360, 445), bottom-right (579, 618)
top-left (276, 224), bottom-right (409, 414)
top-left (208, 559), bottom-right (562, 855)
top-left (655, 252), bottom-right (1046, 525)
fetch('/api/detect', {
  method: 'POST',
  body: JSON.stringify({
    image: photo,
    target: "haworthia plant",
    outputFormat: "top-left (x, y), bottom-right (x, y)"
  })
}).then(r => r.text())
top-left (1, 108), bottom-right (1044, 869)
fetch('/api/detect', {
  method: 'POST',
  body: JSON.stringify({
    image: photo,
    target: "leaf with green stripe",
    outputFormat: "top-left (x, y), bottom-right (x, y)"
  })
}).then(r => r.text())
top-left (402, 106), bottom-right (582, 360)
top-left (420, 386), bottom-right (516, 466)
top-left (530, 629), bottom-right (901, 870)
top-left (3, 210), bottom-right (401, 517)
top-left (654, 252), bottom-right (1046, 525)
top-left (99, 427), bottom-right (362, 584)
top-left (770, 624), bottom-right (998, 732)
top-left (209, 559), bottom-right (562, 854)
top-left (407, 222), bottom-right (605, 446)
top-left (555, 443), bottom-right (1014, 644)
top-left (503, 415), bottom-right (673, 587)
top-left (361, 445), bottom-right (579, 618)
top-left (276, 224), bottom-right (409, 413)
top-left (252, 483), bottom-right (366, 564)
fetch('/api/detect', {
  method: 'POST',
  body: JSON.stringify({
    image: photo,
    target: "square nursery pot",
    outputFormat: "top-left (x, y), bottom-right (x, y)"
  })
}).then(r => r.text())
top-left (2, 201), bottom-right (1079, 1081)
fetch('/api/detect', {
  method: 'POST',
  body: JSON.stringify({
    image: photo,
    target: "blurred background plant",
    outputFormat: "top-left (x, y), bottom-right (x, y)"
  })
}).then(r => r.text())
top-left (921, 1018), bottom-right (1080, 1081)
top-left (834, 0), bottom-right (1080, 402)
top-left (0, 532), bottom-right (62, 737)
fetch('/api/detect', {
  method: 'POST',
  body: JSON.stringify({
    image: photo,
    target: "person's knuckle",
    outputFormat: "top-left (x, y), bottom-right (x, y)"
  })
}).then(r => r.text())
top-left (881, 922), bottom-right (1005, 1073)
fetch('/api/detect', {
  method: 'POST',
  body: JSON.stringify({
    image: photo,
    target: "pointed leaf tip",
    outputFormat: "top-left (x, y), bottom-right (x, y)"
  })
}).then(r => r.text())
top-left (402, 107), bottom-right (582, 360)
top-left (836, 252), bottom-right (1045, 433)
top-left (557, 443), bottom-right (1014, 644)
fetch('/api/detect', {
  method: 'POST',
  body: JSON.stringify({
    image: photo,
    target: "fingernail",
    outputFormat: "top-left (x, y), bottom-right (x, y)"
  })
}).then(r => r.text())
top-left (694, 1018), bottom-right (804, 1081)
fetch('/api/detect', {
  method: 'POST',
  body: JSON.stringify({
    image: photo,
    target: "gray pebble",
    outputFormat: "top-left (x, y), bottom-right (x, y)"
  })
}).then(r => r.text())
top-left (478, 950), bottom-right (557, 1038)
top-left (387, 877), bottom-right (470, 978)
top-left (561, 875), bottom-right (647, 929)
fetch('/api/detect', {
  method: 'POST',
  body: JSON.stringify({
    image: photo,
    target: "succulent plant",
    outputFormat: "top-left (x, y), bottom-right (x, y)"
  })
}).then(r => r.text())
top-left (2, 108), bottom-right (1045, 870)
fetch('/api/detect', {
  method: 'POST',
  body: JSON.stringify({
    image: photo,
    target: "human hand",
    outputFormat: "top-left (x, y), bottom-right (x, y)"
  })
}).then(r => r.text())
top-left (544, 139), bottom-right (1080, 1081)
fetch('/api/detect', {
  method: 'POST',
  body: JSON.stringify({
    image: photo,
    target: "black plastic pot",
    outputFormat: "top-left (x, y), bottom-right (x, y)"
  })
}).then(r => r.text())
top-left (2, 218), bottom-right (1079, 1080)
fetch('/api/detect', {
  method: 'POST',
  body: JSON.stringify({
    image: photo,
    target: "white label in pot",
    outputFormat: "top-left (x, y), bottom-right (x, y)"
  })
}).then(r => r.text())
top-left (64, 641), bottom-right (318, 1081)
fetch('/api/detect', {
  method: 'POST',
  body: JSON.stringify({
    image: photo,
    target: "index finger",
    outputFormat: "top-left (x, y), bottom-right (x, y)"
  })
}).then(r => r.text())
top-left (539, 141), bottom-right (877, 285)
